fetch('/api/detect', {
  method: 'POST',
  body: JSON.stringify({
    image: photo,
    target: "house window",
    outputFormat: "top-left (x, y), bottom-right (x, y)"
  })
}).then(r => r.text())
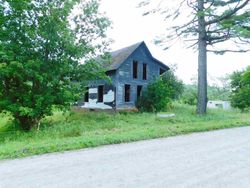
top-left (137, 85), bottom-right (142, 99)
top-left (124, 84), bottom-right (130, 102)
top-left (143, 63), bottom-right (147, 80)
top-left (84, 87), bottom-right (89, 102)
top-left (133, 61), bottom-right (138, 79)
top-left (159, 68), bottom-right (165, 75)
top-left (98, 85), bottom-right (104, 102)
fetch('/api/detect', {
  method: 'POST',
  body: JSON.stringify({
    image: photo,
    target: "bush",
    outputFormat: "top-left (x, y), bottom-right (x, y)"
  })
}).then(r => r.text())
top-left (231, 88), bottom-right (250, 111)
top-left (230, 67), bottom-right (250, 111)
top-left (136, 71), bottom-right (184, 112)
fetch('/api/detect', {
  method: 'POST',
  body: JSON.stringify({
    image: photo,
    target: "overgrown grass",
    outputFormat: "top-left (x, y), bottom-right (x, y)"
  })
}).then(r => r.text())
top-left (0, 104), bottom-right (249, 160)
top-left (0, 112), bottom-right (14, 133)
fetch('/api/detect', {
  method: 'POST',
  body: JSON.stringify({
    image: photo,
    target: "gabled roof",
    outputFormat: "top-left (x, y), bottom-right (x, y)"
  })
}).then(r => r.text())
top-left (105, 41), bottom-right (169, 71)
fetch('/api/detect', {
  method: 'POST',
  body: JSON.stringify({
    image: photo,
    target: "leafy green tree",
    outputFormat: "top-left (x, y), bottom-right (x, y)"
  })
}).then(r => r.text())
top-left (0, 0), bottom-right (110, 130)
top-left (230, 67), bottom-right (250, 111)
top-left (139, 0), bottom-right (250, 114)
top-left (137, 71), bottom-right (184, 112)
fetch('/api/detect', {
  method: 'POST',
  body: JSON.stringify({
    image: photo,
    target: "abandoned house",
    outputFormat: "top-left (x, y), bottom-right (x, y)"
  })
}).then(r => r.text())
top-left (79, 41), bottom-right (170, 110)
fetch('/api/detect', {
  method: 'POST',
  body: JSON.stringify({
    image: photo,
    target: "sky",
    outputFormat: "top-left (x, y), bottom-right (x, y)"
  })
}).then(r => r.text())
top-left (100, 0), bottom-right (250, 84)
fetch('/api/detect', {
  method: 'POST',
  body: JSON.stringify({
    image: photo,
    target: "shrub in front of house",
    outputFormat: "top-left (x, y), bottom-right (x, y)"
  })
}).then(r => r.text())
top-left (136, 71), bottom-right (184, 112)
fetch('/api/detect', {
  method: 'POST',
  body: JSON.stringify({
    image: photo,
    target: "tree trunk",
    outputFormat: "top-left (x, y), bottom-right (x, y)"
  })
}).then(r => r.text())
top-left (197, 0), bottom-right (207, 115)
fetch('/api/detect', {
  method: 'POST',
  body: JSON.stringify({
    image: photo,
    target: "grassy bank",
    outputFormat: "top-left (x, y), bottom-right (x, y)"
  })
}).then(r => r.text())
top-left (0, 104), bottom-right (250, 160)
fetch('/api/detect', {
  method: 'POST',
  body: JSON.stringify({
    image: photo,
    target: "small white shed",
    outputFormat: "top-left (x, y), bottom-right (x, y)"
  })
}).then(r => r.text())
top-left (207, 100), bottom-right (231, 110)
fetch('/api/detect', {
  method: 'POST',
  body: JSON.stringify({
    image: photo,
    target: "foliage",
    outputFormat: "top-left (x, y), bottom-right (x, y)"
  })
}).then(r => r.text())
top-left (137, 78), bottom-right (170, 112)
top-left (0, 104), bottom-right (250, 160)
top-left (181, 85), bottom-right (198, 105)
top-left (181, 80), bottom-right (231, 106)
top-left (230, 67), bottom-right (250, 111)
top-left (221, 11), bottom-right (250, 39)
top-left (140, 0), bottom-right (250, 53)
top-left (0, 0), bottom-right (110, 130)
top-left (208, 76), bottom-right (231, 100)
top-left (139, 0), bottom-right (250, 114)
top-left (209, 87), bottom-right (230, 101)
top-left (162, 70), bottom-right (184, 100)
top-left (137, 71), bottom-right (184, 112)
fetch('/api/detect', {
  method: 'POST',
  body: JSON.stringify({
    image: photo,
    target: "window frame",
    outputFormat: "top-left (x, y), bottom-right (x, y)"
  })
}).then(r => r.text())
top-left (124, 84), bottom-right (131, 102)
top-left (97, 85), bottom-right (104, 103)
top-left (159, 68), bottom-right (165, 75)
top-left (84, 87), bottom-right (89, 102)
top-left (133, 60), bottom-right (138, 79)
top-left (142, 63), bottom-right (147, 80)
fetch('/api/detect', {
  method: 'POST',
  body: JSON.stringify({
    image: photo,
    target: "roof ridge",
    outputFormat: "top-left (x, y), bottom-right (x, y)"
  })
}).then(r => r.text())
top-left (104, 41), bottom-right (169, 71)
top-left (107, 41), bottom-right (144, 70)
top-left (110, 41), bottom-right (144, 55)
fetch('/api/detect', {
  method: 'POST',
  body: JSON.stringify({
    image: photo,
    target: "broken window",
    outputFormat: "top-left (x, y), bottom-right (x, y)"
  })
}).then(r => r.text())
top-left (143, 63), bottom-right (147, 80)
top-left (124, 84), bottom-right (130, 102)
top-left (84, 87), bottom-right (89, 102)
top-left (137, 85), bottom-right (142, 99)
top-left (133, 61), bottom-right (138, 79)
top-left (98, 85), bottom-right (104, 102)
top-left (159, 68), bottom-right (165, 75)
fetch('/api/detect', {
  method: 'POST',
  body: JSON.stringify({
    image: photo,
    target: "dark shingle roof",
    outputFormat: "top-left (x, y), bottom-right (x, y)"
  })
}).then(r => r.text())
top-left (107, 42), bottom-right (143, 70)
top-left (105, 41), bottom-right (169, 71)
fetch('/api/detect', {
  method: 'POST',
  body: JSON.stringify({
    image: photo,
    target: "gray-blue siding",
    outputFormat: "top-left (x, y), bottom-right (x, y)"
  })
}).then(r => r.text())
top-left (115, 45), bottom-right (167, 109)
top-left (82, 43), bottom-right (168, 110)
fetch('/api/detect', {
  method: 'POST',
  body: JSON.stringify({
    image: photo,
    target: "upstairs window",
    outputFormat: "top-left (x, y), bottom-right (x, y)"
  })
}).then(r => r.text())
top-left (159, 68), bottom-right (165, 75)
top-left (124, 84), bottom-right (130, 102)
top-left (98, 85), bottom-right (104, 102)
top-left (133, 61), bottom-right (138, 79)
top-left (84, 87), bottom-right (89, 102)
top-left (143, 63), bottom-right (147, 80)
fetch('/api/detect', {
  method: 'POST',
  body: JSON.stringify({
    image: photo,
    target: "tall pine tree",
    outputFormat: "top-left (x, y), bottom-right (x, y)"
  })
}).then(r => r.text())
top-left (140, 0), bottom-right (250, 114)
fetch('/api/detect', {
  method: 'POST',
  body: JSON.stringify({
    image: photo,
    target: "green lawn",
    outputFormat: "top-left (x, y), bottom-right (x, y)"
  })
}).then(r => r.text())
top-left (0, 104), bottom-right (249, 160)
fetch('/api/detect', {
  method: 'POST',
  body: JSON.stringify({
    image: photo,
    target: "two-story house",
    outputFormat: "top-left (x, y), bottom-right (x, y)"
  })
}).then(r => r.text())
top-left (80, 41), bottom-right (169, 110)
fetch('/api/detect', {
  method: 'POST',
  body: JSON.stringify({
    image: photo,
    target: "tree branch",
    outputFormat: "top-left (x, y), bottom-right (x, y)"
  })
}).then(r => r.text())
top-left (207, 49), bottom-right (250, 53)
top-left (205, 0), bottom-right (250, 26)
top-left (187, 0), bottom-right (198, 12)
top-left (206, 0), bottom-right (244, 7)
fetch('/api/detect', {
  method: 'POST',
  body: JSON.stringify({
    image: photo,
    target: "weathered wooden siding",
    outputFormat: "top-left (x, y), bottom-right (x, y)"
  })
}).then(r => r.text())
top-left (80, 71), bottom-right (116, 109)
top-left (79, 43), bottom-right (168, 110)
top-left (116, 45), bottom-right (166, 109)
